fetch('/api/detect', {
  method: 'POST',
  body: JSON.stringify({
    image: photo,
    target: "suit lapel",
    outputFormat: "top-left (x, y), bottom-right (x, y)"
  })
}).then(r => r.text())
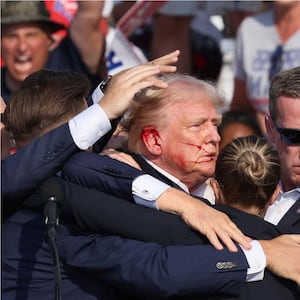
top-left (131, 154), bottom-right (212, 206)
top-left (277, 197), bottom-right (300, 232)
top-left (132, 154), bottom-right (185, 191)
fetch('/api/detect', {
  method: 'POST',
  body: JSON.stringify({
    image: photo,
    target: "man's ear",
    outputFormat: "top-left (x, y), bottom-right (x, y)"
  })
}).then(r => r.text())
top-left (265, 115), bottom-right (276, 144)
top-left (141, 126), bottom-right (162, 155)
top-left (48, 34), bottom-right (63, 51)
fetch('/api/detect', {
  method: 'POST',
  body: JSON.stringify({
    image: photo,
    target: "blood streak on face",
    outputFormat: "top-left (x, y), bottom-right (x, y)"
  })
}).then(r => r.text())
top-left (182, 142), bottom-right (211, 154)
top-left (183, 142), bottom-right (202, 150)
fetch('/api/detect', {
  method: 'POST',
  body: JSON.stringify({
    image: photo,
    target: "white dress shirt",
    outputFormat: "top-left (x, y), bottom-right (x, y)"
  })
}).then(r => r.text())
top-left (265, 187), bottom-right (300, 225)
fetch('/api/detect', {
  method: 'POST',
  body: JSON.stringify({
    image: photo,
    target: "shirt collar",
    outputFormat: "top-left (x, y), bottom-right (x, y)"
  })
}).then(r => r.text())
top-left (142, 156), bottom-right (190, 193)
top-left (278, 183), bottom-right (300, 200)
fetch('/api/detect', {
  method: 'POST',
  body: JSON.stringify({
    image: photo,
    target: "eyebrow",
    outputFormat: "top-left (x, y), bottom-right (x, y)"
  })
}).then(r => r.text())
top-left (188, 115), bottom-right (222, 125)
top-left (213, 115), bottom-right (222, 124)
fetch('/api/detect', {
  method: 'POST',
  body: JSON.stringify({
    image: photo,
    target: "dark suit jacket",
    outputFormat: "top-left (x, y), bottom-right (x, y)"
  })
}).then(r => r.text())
top-left (1, 95), bottom-right (119, 220)
top-left (61, 151), bottom-right (300, 300)
top-left (1, 123), bottom-right (78, 219)
top-left (2, 132), bottom-right (250, 300)
top-left (3, 183), bottom-right (250, 299)
top-left (277, 199), bottom-right (300, 233)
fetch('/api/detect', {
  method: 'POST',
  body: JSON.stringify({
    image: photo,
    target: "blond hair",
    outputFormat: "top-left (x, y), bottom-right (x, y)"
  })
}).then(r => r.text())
top-left (215, 135), bottom-right (280, 212)
top-left (122, 73), bottom-right (225, 153)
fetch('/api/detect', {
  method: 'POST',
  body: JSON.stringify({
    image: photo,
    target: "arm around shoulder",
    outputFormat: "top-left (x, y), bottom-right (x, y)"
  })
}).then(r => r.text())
top-left (57, 223), bottom-right (249, 297)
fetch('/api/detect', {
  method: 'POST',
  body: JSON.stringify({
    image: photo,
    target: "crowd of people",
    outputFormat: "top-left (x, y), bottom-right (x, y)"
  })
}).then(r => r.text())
top-left (1, 1), bottom-right (300, 300)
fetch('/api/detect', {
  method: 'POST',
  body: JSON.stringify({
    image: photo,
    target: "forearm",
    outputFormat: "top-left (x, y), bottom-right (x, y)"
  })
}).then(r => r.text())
top-left (70, 1), bottom-right (105, 74)
top-left (259, 235), bottom-right (300, 285)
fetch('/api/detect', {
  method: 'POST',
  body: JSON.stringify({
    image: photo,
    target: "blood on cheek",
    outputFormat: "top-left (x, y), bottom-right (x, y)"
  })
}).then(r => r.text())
top-left (183, 142), bottom-right (202, 150)
top-left (181, 142), bottom-right (213, 163)
top-left (182, 142), bottom-right (214, 154)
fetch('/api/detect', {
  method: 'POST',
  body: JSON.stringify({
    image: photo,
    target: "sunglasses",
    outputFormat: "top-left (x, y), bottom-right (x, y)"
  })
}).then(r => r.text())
top-left (275, 124), bottom-right (300, 145)
top-left (269, 45), bottom-right (283, 80)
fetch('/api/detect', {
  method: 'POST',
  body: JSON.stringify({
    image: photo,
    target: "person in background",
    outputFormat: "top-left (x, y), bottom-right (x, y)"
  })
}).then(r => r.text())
top-left (230, 1), bottom-right (300, 137)
top-left (218, 110), bottom-right (262, 150)
top-left (1, 0), bottom-right (106, 103)
top-left (264, 66), bottom-right (300, 232)
top-left (0, 96), bottom-right (14, 159)
top-left (151, 1), bottom-right (198, 74)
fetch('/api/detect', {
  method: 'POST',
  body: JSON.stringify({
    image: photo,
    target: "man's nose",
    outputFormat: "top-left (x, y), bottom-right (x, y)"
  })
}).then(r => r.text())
top-left (206, 124), bottom-right (221, 143)
top-left (16, 36), bottom-right (29, 52)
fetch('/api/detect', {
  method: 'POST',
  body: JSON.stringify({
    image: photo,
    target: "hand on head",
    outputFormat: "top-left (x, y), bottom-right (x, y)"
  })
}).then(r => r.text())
top-left (98, 50), bottom-right (179, 120)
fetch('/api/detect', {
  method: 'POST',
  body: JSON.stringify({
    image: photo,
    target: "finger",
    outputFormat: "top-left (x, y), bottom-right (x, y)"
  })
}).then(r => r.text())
top-left (150, 50), bottom-right (180, 65)
top-left (224, 224), bottom-right (252, 251)
top-left (147, 78), bottom-right (168, 88)
top-left (158, 65), bottom-right (177, 73)
top-left (114, 65), bottom-right (161, 84)
top-left (131, 80), bottom-right (168, 96)
top-left (113, 126), bottom-right (124, 137)
top-left (218, 232), bottom-right (239, 253)
top-left (205, 230), bottom-right (224, 251)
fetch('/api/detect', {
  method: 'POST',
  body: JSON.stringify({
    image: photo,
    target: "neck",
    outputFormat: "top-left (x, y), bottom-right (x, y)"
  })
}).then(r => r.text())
top-left (145, 157), bottom-right (205, 191)
top-left (274, 1), bottom-right (300, 19)
top-left (273, 2), bottom-right (300, 43)
top-left (280, 175), bottom-right (298, 192)
top-left (232, 204), bottom-right (265, 218)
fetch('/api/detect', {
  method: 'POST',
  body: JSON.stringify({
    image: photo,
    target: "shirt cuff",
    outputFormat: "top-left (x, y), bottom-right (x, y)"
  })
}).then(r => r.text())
top-left (69, 104), bottom-right (111, 150)
top-left (240, 240), bottom-right (266, 282)
top-left (132, 174), bottom-right (170, 210)
top-left (92, 83), bottom-right (105, 103)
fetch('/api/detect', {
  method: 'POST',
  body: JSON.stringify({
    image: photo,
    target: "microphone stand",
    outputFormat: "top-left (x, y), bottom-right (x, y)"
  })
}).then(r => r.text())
top-left (42, 177), bottom-right (62, 300)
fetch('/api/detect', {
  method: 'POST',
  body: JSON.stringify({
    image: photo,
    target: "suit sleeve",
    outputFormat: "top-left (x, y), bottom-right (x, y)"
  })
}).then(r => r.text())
top-left (57, 221), bottom-right (249, 298)
top-left (61, 153), bottom-right (281, 245)
top-left (1, 124), bottom-right (78, 219)
top-left (61, 180), bottom-right (208, 246)
top-left (62, 151), bottom-right (143, 201)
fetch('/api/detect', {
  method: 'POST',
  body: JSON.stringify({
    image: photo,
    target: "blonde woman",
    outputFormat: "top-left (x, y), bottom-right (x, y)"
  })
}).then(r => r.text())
top-left (213, 135), bottom-right (280, 217)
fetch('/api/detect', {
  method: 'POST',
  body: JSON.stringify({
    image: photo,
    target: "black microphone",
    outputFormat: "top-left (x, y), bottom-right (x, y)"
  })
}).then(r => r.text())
top-left (41, 177), bottom-right (63, 240)
top-left (41, 176), bottom-right (63, 300)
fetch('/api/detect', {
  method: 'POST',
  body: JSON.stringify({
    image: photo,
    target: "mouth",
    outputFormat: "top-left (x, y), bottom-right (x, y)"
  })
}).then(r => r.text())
top-left (200, 145), bottom-right (217, 156)
top-left (14, 53), bottom-right (32, 63)
top-left (293, 165), bottom-right (300, 174)
top-left (189, 154), bottom-right (217, 164)
top-left (13, 55), bottom-right (33, 74)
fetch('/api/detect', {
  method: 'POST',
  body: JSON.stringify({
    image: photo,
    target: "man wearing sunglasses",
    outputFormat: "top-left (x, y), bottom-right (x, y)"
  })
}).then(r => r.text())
top-left (265, 66), bottom-right (300, 232)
